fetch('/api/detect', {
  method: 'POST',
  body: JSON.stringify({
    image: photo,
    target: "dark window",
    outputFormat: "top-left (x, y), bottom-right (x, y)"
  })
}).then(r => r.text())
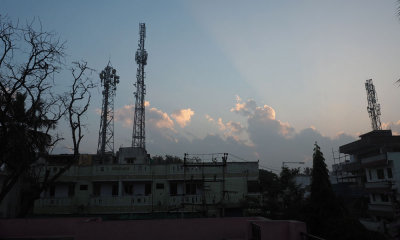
top-left (170, 182), bottom-right (178, 195)
top-left (185, 183), bottom-right (197, 195)
top-left (156, 183), bottom-right (164, 189)
top-left (93, 183), bottom-right (100, 196)
top-left (145, 183), bottom-right (152, 195)
top-left (125, 157), bottom-right (135, 164)
top-left (381, 194), bottom-right (389, 202)
top-left (80, 184), bottom-right (88, 190)
top-left (124, 183), bottom-right (133, 195)
top-left (372, 194), bottom-right (376, 201)
top-left (68, 184), bottom-right (75, 197)
top-left (112, 183), bottom-right (119, 196)
top-left (388, 168), bottom-right (393, 179)
top-left (247, 181), bottom-right (260, 193)
top-left (49, 185), bottom-right (55, 197)
top-left (377, 169), bottom-right (385, 179)
top-left (368, 170), bottom-right (372, 180)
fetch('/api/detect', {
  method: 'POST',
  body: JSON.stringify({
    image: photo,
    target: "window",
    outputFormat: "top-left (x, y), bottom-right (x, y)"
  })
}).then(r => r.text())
top-left (372, 194), bottom-right (376, 202)
top-left (387, 168), bottom-right (393, 179)
top-left (68, 184), bottom-right (75, 197)
top-left (156, 183), bottom-right (164, 189)
top-left (368, 170), bottom-right (372, 180)
top-left (380, 194), bottom-right (389, 202)
top-left (145, 183), bottom-right (152, 195)
top-left (93, 183), bottom-right (100, 196)
top-left (124, 183), bottom-right (133, 195)
top-left (170, 182), bottom-right (178, 195)
top-left (80, 184), bottom-right (88, 190)
top-left (377, 169), bottom-right (385, 179)
top-left (125, 157), bottom-right (136, 164)
top-left (49, 185), bottom-right (55, 197)
top-left (185, 183), bottom-right (198, 195)
top-left (112, 183), bottom-right (118, 196)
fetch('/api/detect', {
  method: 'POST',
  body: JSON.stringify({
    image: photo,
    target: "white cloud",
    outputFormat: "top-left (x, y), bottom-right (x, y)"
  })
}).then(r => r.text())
top-left (382, 120), bottom-right (400, 135)
top-left (205, 114), bottom-right (214, 122)
top-left (115, 104), bottom-right (134, 128)
top-left (171, 108), bottom-right (195, 128)
top-left (148, 107), bottom-right (175, 130)
top-left (230, 96), bottom-right (257, 117)
top-left (144, 96), bottom-right (355, 171)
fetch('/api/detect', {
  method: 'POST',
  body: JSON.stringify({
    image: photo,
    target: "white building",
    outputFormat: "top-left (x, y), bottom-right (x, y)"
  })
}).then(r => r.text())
top-left (34, 148), bottom-right (260, 218)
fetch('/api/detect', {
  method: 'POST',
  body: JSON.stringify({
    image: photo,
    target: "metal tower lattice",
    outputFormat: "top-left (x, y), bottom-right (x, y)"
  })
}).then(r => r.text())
top-left (365, 79), bottom-right (382, 130)
top-left (97, 63), bottom-right (120, 157)
top-left (132, 23), bottom-right (148, 149)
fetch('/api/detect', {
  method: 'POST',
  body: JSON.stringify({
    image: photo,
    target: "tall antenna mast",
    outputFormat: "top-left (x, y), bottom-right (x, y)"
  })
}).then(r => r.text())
top-left (132, 23), bottom-right (148, 149)
top-left (97, 63), bottom-right (120, 157)
top-left (365, 79), bottom-right (382, 130)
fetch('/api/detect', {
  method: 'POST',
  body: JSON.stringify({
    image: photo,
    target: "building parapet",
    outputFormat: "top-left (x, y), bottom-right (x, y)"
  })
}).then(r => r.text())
top-left (368, 203), bottom-right (394, 215)
top-left (361, 153), bottom-right (387, 167)
top-left (365, 181), bottom-right (395, 191)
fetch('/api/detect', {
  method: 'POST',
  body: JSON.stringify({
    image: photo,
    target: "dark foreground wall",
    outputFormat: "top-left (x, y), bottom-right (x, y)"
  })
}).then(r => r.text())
top-left (0, 217), bottom-right (306, 240)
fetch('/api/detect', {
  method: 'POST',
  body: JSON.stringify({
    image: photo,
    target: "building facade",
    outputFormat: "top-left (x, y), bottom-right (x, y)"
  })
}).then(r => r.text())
top-left (34, 148), bottom-right (260, 218)
top-left (337, 130), bottom-right (400, 235)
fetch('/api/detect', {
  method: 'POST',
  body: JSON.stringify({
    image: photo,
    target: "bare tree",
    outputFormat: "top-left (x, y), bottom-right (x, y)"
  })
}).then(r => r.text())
top-left (0, 16), bottom-right (96, 217)
top-left (16, 61), bottom-right (95, 216)
top-left (0, 16), bottom-right (65, 205)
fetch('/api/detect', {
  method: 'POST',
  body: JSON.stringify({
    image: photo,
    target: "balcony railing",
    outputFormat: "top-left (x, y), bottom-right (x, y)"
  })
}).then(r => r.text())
top-left (90, 196), bottom-right (152, 206)
top-left (368, 203), bottom-right (394, 212)
top-left (35, 197), bottom-right (72, 207)
top-left (365, 181), bottom-right (394, 190)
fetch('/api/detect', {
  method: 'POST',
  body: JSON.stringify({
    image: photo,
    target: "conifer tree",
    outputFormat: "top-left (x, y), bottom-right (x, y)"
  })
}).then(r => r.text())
top-left (310, 142), bottom-right (335, 205)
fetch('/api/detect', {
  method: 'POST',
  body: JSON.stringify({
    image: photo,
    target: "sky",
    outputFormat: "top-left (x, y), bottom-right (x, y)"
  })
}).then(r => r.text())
top-left (2, 0), bottom-right (400, 172)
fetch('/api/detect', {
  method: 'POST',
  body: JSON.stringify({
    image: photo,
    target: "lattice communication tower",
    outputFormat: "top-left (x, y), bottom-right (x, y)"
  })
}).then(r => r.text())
top-left (97, 63), bottom-right (120, 157)
top-left (132, 23), bottom-right (148, 149)
top-left (365, 79), bottom-right (382, 130)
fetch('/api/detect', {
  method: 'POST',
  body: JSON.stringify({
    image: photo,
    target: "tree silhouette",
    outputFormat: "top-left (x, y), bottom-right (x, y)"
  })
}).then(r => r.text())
top-left (0, 16), bottom-right (64, 206)
top-left (0, 16), bottom-right (95, 216)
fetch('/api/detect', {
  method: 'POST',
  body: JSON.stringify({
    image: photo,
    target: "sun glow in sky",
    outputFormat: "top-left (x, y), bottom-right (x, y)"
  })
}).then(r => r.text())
top-left (3, 0), bottom-right (400, 170)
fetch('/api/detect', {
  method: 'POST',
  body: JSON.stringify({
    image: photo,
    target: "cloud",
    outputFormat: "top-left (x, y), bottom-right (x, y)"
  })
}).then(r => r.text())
top-left (205, 114), bottom-right (214, 122)
top-left (230, 95), bottom-right (257, 117)
top-left (109, 96), bottom-right (355, 171)
top-left (114, 103), bottom-right (175, 131)
top-left (115, 104), bottom-right (134, 127)
top-left (226, 121), bottom-right (244, 134)
top-left (382, 120), bottom-right (400, 135)
top-left (143, 96), bottom-right (356, 171)
top-left (148, 107), bottom-right (175, 130)
top-left (171, 108), bottom-right (195, 128)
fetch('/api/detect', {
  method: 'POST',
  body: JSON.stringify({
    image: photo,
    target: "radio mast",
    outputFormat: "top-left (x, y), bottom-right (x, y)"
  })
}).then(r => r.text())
top-left (132, 23), bottom-right (148, 149)
top-left (365, 79), bottom-right (382, 130)
top-left (97, 63), bottom-right (120, 158)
